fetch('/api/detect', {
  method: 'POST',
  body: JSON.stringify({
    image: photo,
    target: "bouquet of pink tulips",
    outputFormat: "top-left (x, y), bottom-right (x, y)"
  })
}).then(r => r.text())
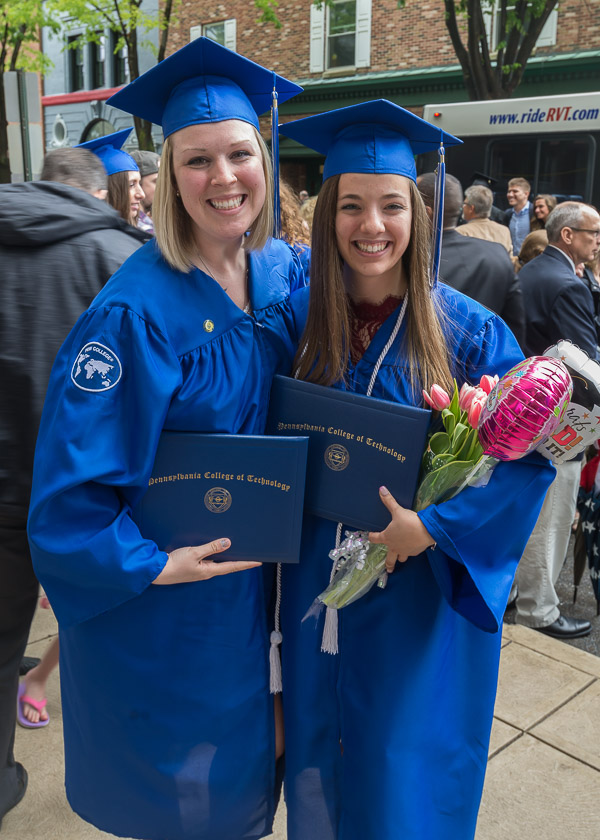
top-left (415, 375), bottom-right (498, 511)
top-left (318, 375), bottom-right (498, 611)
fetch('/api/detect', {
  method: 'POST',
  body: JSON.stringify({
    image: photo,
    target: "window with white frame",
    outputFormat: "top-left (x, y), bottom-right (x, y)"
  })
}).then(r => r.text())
top-left (310, 0), bottom-right (371, 73)
top-left (484, 3), bottom-right (558, 51)
top-left (68, 35), bottom-right (84, 92)
top-left (190, 19), bottom-right (236, 51)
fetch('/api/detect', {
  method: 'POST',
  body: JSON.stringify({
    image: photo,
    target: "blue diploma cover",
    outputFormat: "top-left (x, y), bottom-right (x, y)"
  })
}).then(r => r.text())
top-left (132, 432), bottom-right (308, 563)
top-left (266, 376), bottom-right (431, 531)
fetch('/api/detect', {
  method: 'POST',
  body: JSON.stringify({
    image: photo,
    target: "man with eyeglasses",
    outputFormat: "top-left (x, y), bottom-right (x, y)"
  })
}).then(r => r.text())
top-left (512, 201), bottom-right (600, 640)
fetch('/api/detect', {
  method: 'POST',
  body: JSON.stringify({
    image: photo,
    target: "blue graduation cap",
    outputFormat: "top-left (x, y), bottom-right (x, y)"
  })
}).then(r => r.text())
top-left (279, 100), bottom-right (461, 182)
top-left (106, 37), bottom-right (302, 139)
top-left (76, 128), bottom-right (138, 176)
top-left (107, 37), bottom-right (303, 236)
top-left (279, 100), bottom-right (462, 285)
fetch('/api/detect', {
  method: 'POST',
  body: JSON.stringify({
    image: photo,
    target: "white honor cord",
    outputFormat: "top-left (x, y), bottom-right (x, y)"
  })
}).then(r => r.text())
top-left (269, 293), bottom-right (410, 689)
top-left (323, 292), bottom-right (409, 654)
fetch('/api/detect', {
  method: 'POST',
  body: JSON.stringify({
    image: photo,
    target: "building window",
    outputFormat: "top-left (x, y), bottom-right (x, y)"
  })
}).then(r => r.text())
top-left (51, 114), bottom-right (68, 148)
top-left (90, 33), bottom-right (105, 89)
top-left (81, 118), bottom-right (117, 144)
top-left (110, 32), bottom-right (128, 86)
top-left (190, 19), bottom-right (236, 51)
top-left (68, 35), bottom-right (84, 92)
top-left (484, 4), bottom-right (558, 51)
top-left (310, 0), bottom-right (371, 73)
top-left (327, 1), bottom-right (356, 68)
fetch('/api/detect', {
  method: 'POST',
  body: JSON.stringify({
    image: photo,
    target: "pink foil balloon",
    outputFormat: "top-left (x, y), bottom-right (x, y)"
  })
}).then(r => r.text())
top-left (478, 357), bottom-right (572, 461)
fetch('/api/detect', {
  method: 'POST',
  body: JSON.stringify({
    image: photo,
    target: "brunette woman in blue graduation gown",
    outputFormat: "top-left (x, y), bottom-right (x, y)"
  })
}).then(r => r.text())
top-left (27, 39), bottom-right (303, 840)
top-left (278, 103), bottom-right (556, 840)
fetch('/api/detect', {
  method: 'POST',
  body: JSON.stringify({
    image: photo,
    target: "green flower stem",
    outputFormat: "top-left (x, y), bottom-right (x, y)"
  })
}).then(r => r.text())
top-left (319, 544), bottom-right (388, 609)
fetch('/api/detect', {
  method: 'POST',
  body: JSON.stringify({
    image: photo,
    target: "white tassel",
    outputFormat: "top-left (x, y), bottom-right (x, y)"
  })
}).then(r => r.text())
top-left (269, 629), bottom-right (283, 694)
top-left (270, 563), bottom-right (283, 693)
top-left (321, 605), bottom-right (339, 654)
top-left (321, 523), bottom-right (342, 654)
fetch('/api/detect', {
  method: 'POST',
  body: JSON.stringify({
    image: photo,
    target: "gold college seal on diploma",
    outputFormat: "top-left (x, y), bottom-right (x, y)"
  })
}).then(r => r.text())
top-left (204, 487), bottom-right (232, 513)
top-left (324, 444), bottom-right (349, 471)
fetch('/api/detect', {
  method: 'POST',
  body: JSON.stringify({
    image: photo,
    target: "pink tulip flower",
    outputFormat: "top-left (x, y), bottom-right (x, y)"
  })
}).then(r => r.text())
top-left (458, 383), bottom-right (477, 411)
top-left (479, 374), bottom-right (497, 395)
top-left (422, 384), bottom-right (451, 411)
top-left (468, 395), bottom-right (486, 428)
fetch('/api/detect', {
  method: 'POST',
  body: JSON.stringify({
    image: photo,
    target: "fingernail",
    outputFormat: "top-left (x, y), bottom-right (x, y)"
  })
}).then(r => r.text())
top-left (220, 538), bottom-right (230, 548)
top-left (379, 486), bottom-right (389, 496)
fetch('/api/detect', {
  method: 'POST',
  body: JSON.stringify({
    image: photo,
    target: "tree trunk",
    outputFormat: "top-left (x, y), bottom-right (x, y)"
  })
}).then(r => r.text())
top-left (158, 0), bottom-right (174, 64)
top-left (126, 27), bottom-right (155, 151)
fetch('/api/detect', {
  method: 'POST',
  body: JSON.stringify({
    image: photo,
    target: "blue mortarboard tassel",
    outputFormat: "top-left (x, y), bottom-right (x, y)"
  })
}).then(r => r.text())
top-left (430, 140), bottom-right (445, 289)
top-left (271, 79), bottom-right (280, 239)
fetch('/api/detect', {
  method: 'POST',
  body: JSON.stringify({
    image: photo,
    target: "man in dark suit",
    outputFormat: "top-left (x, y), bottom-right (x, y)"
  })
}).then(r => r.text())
top-left (514, 201), bottom-right (600, 639)
top-left (417, 172), bottom-right (525, 348)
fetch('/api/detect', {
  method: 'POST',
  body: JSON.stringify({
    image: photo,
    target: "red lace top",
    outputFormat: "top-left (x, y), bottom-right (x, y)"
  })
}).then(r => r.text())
top-left (348, 295), bottom-right (404, 363)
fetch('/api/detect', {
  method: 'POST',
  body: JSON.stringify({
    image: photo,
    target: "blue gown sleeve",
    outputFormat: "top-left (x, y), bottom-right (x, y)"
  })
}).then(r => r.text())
top-left (27, 304), bottom-right (182, 628)
top-left (417, 303), bottom-right (556, 632)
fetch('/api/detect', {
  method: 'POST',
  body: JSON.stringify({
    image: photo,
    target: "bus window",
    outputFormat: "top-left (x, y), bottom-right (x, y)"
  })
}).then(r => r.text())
top-left (537, 136), bottom-right (594, 202)
top-left (486, 138), bottom-right (537, 208)
top-left (487, 134), bottom-right (595, 204)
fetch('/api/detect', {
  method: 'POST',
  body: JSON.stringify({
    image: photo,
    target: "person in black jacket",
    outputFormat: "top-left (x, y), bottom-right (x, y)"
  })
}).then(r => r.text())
top-left (0, 147), bottom-right (145, 827)
top-left (513, 201), bottom-right (600, 640)
top-left (417, 171), bottom-right (526, 348)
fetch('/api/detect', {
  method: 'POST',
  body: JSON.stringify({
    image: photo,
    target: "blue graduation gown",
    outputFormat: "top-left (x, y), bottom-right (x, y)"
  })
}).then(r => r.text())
top-left (281, 284), bottom-right (555, 840)
top-left (27, 238), bottom-right (305, 840)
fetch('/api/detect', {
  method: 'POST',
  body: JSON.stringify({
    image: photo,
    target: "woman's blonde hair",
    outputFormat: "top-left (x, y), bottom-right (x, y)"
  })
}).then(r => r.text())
top-left (293, 175), bottom-right (453, 396)
top-left (153, 124), bottom-right (274, 273)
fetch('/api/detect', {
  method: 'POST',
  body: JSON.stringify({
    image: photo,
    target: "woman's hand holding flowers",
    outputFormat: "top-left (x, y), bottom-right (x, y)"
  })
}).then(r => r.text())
top-left (368, 486), bottom-right (436, 573)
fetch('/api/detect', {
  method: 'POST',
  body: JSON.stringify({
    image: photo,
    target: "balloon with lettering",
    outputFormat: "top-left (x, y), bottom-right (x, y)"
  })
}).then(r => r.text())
top-left (536, 341), bottom-right (600, 464)
top-left (478, 356), bottom-right (572, 460)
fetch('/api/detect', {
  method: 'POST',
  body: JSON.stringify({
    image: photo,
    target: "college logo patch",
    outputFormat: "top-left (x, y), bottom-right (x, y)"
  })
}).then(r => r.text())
top-left (71, 342), bottom-right (122, 392)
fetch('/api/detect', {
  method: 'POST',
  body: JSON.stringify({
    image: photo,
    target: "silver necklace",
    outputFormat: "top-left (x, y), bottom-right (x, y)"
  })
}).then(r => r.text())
top-left (197, 252), bottom-right (251, 313)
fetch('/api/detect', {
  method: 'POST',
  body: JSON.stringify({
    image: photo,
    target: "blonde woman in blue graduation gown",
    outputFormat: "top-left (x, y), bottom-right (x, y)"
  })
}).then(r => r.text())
top-left (278, 103), bottom-right (555, 840)
top-left (27, 39), bottom-right (303, 840)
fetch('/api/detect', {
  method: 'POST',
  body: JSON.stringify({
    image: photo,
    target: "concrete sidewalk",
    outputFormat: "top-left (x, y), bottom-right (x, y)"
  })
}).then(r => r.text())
top-left (3, 604), bottom-right (600, 839)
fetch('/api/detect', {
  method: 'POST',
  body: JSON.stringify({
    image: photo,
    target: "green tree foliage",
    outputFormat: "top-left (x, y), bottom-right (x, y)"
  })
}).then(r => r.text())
top-left (443, 0), bottom-right (560, 99)
top-left (0, 1), bottom-right (60, 181)
top-left (55, 0), bottom-right (181, 150)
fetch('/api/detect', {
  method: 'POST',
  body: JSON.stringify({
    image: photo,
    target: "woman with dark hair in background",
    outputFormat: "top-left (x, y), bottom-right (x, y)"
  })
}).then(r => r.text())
top-left (531, 193), bottom-right (557, 231)
top-left (77, 128), bottom-right (149, 233)
top-left (107, 167), bottom-right (145, 227)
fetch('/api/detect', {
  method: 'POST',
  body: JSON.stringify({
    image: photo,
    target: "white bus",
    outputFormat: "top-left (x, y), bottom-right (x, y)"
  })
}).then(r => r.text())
top-left (421, 91), bottom-right (600, 206)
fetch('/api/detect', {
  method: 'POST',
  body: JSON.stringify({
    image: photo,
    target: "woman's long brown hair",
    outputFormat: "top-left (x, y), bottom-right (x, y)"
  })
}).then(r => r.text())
top-left (293, 175), bottom-right (453, 398)
top-left (107, 171), bottom-right (135, 225)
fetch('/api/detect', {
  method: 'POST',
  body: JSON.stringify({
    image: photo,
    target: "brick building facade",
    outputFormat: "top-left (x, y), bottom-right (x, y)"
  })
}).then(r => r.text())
top-left (165, 1), bottom-right (600, 198)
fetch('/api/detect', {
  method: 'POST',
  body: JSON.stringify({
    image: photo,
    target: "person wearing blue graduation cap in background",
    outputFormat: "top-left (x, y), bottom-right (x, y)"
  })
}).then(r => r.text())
top-left (278, 101), bottom-right (556, 840)
top-left (27, 37), bottom-right (303, 840)
top-left (77, 128), bottom-right (148, 231)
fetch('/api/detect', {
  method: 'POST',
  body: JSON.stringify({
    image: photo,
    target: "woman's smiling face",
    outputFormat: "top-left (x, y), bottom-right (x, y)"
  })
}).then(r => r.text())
top-left (335, 172), bottom-right (412, 296)
top-left (170, 120), bottom-right (266, 248)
